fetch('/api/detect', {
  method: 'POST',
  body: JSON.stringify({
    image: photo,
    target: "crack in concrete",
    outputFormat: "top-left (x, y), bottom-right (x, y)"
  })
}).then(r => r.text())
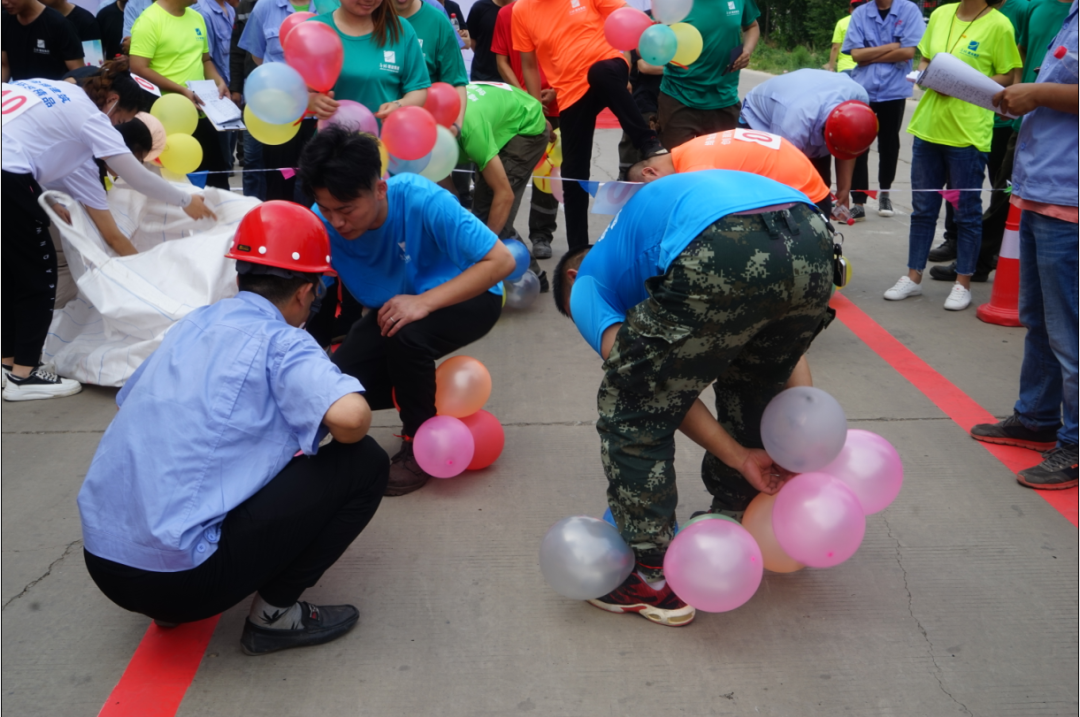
top-left (2, 539), bottom-right (81, 610)
top-left (883, 517), bottom-right (974, 717)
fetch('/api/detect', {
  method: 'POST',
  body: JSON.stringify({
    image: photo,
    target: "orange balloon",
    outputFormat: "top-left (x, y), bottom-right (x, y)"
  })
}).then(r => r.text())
top-left (435, 356), bottom-right (492, 418)
top-left (742, 492), bottom-right (805, 573)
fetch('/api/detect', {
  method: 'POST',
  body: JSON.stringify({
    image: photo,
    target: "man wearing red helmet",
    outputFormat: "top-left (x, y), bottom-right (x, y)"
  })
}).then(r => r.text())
top-left (78, 201), bottom-right (389, 656)
top-left (740, 69), bottom-right (876, 221)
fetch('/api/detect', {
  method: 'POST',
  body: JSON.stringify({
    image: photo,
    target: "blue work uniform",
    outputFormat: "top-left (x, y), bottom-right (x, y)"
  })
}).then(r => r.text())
top-left (570, 170), bottom-right (816, 355)
top-left (77, 291), bottom-right (364, 572)
top-left (740, 69), bottom-right (869, 158)
top-left (194, 0), bottom-right (236, 85)
top-left (842, 0), bottom-right (926, 102)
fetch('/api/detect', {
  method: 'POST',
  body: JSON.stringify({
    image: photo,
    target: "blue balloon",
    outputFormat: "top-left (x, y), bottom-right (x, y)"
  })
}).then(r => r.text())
top-left (387, 152), bottom-right (432, 175)
top-left (603, 506), bottom-right (680, 535)
top-left (638, 24), bottom-right (678, 66)
top-left (244, 63), bottom-right (309, 125)
top-left (502, 238), bottom-right (531, 281)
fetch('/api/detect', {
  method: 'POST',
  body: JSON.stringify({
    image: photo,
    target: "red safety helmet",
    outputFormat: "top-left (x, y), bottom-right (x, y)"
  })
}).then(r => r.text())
top-left (824, 100), bottom-right (879, 160)
top-left (226, 201), bottom-right (336, 276)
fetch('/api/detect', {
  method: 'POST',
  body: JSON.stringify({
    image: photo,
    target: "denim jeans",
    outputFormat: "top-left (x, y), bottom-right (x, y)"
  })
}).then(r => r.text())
top-left (908, 138), bottom-right (986, 276)
top-left (242, 131), bottom-right (266, 201)
top-left (1015, 209), bottom-right (1079, 446)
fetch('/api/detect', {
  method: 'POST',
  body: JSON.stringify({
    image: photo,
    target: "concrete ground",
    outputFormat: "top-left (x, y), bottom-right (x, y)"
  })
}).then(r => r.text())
top-left (3, 70), bottom-right (1077, 717)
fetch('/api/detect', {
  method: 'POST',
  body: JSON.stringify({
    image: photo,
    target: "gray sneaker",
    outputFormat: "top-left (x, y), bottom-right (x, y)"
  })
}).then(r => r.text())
top-left (385, 441), bottom-right (432, 496)
top-left (850, 204), bottom-right (866, 222)
top-left (531, 239), bottom-right (552, 259)
top-left (877, 193), bottom-right (895, 217)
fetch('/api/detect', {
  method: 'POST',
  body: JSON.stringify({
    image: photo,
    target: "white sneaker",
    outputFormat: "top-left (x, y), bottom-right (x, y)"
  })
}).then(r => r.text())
top-left (944, 284), bottom-right (972, 311)
top-left (2, 367), bottom-right (82, 401)
top-left (883, 276), bottom-right (923, 301)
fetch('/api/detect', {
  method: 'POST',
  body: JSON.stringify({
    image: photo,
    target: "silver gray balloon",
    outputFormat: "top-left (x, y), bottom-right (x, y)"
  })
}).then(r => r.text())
top-left (504, 270), bottom-right (540, 309)
top-left (539, 516), bottom-right (635, 600)
top-left (760, 386), bottom-right (848, 473)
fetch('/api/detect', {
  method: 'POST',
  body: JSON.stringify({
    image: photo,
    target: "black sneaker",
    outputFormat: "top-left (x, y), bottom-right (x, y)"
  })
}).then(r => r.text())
top-left (240, 602), bottom-right (359, 656)
top-left (970, 412), bottom-right (1059, 452)
top-left (850, 204), bottom-right (866, 222)
top-left (531, 238), bottom-right (552, 259)
top-left (2, 366), bottom-right (81, 402)
top-left (877, 193), bottom-right (895, 217)
top-left (1016, 444), bottom-right (1079, 490)
top-left (386, 441), bottom-right (432, 496)
top-left (587, 570), bottom-right (695, 627)
top-left (928, 238), bottom-right (957, 262)
top-left (929, 263), bottom-right (989, 282)
top-left (536, 269), bottom-right (549, 293)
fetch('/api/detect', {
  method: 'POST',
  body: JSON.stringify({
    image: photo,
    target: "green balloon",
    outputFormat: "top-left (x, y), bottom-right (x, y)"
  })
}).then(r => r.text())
top-left (682, 512), bottom-right (740, 529)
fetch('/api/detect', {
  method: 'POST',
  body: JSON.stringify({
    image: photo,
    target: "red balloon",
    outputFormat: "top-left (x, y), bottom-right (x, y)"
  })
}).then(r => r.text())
top-left (603, 7), bottom-right (653, 52)
top-left (381, 106), bottom-right (438, 161)
top-left (279, 11), bottom-right (315, 45)
top-left (283, 21), bottom-right (343, 94)
top-left (459, 410), bottom-right (505, 470)
top-left (424, 82), bottom-right (461, 128)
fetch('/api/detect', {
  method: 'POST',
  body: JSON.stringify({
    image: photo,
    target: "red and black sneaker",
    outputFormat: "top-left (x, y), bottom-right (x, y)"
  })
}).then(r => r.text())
top-left (587, 571), bottom-right (696, 627)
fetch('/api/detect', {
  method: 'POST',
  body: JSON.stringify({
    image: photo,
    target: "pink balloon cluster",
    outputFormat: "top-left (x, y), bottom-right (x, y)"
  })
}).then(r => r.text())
top-left (413, 357), bottom-right (506, 479)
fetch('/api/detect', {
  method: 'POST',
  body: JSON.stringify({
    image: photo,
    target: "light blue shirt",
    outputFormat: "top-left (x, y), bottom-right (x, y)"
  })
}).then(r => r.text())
top-left (123, 0), bottom-right (152, 39)
top-left (316, 173), bottom-right (503, 309)
top-left (195, 0), bottom-right (236, 84)
top-left (569, 171), bottom-right (814, 355)
top-left (77, 292), bottom-right (364, 572)
top-left (740, 69), bottom-right (869, 158)
top-left (842, 0), bottom-right (925, 102)
top-left (1012, 1), bottom-right (1078, 207)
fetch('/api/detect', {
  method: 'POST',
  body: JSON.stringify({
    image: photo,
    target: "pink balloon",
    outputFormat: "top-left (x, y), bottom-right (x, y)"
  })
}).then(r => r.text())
top-left (663, 519), bottom-right (763, 613)
top-left (603, 7), bottom-right (654, 52)
top-left (772, 473), bottom-right (866, 568)
top-left (317, 99), bottom-right (379, 136)
top-left (413, 416), bottom-right (475, 479)
top-left (820, 430), bottom-right (903, 515)
top-left (283, 21), bottom-right (343, 94)
top-left (550, 166), bottom-right (563, 204)
top-left (424, 82), bottom-right (461, 128)
top-left (279, 11), bottom-right (315, 45)
top-left (381, 106), bottom-right (438, 161)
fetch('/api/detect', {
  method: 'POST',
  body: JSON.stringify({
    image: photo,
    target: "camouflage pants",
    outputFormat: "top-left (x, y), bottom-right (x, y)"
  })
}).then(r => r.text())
top-left (596, 203), bottom-right (834, 578)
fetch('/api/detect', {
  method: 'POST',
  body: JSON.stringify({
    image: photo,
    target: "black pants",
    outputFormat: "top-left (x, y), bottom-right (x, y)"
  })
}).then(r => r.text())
top-left (852, 98), bottom-right (906, 205)
top-left (560, 58), bottom-right (658, 250)
top-left (192, 116), bottom-right (232, 190)
top-left (331, 292), bottom-right (502, 436)
top-left (263, 118), bottom-right (318, 203)
top-left (84, 438), bottom-right (389, 624)
top-left (1, 171), bottom-right (58, 367)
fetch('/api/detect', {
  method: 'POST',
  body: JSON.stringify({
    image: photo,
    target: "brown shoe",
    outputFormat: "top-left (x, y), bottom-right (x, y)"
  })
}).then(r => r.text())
top-left (385, 441), bottom-right (432, 496)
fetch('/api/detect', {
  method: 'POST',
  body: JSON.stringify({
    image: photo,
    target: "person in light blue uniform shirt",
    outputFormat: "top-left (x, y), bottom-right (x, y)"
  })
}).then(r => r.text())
top-left (740, 68), bottom-right (871, 213)
top-left (194, 0), bottom-right (234, 84)
top-left (78, 202), bottom-right (391, 656)
top-left (298, 127), bottom-right (516, 497)
top-left (970, 1), bottom-right (1079, 489)
top-left (551, 171), bottom-right (835, 626)
top-left (842, 0), bottom-right (924, 216)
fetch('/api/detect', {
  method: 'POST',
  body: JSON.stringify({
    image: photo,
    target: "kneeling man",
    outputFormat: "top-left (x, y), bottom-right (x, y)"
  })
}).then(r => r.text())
top-left (79, 202), bottom-right (389, 656)
top-left (553, 171), bottom-right (834, 626)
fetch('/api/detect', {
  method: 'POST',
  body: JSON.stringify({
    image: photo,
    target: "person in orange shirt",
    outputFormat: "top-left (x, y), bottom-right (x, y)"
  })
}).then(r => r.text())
top-left (511, 0), bottom-right (662, 250)
top-left (628, 128), bottom-right (833, 215)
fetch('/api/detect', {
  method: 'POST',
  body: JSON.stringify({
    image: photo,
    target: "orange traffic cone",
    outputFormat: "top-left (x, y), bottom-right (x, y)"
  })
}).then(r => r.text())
top-left (977, 203), bottom-right (1023, 327)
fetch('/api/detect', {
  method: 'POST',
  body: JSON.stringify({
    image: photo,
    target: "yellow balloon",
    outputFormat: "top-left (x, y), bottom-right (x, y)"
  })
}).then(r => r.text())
top-left (150, 94), bottom-right (198, 136)
top-left (244, 105), bottom-right (301, 146)
top-left (547, 128), bottom-right (563, 168)
top-left (159, 133), bottom-right (203, 175)
top-left (374, 137), bottom-right (390, 177)
top-left (533, 157), bottom-right (554, 193)
top-left (159, 167), bottom-right (192, 184)
top-left (671, 23), bottom-right (704, 66)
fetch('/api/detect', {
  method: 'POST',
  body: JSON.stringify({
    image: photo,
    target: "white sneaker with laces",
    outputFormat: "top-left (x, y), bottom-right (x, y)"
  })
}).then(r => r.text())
top-left (883, 276), bottom-right (923, 301)
top-left (2, 367), bottom-right (82, 401)
top-left (944, 283), bottom-right (972, 311)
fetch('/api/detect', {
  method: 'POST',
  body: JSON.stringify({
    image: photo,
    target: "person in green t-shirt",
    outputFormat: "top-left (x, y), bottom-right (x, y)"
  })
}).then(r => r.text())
top-left (129, 0), bottom-right (231, 188)
top-left (825, 1), bottom-right (865, 73)
top-left (393, 0), bottom-right (467, 132)
top-left (308, 0), bottom-right (430, 124)
top-left (883, 0), bottom-right (1022, 312)
top-left (457, 82), bottom-right (548, 239)
top-left (1018, 0), bottom-right (1073, 83)
top-left (989, 0), bottom-right (1027, 160)
top-left (656, 0), bottom-right (760, 150)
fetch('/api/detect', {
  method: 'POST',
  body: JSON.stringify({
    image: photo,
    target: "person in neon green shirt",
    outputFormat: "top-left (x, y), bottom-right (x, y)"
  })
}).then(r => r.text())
top-left (824, 0), bottom-right (865, 73)
top-left (393, 0), bottom-right (467, 132)
top-left (129, 0), bottom-right (231, 188)
top-left (883, 0), bottom-right (1022, 312)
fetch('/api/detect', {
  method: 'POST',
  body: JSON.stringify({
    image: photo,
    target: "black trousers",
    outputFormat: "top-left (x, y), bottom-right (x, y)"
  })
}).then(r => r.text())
top-left (853, 98), bottom-right (906, 205)
top-left (331, 292), bottom-right (502, 436)
top-left (84, 438), bottom-right (389, 624)
top-left (560, 58), bottom-right (658, 250)
top-left (1, 171), bottom-right (58, 367)
top-left (192, 116), bottom-right (232, 190)
top-left (263, 118), bottom-right (318, 203)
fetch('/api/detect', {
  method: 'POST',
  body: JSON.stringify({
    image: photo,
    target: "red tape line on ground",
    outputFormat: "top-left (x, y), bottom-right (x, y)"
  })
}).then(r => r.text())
top-left (97, 616), bottom-right (220, 717)
top-left (831, 292), bottom-right (1078, 526)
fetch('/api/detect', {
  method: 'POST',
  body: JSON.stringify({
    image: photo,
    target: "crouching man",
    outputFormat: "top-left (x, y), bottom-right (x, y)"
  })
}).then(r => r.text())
top-left (78, 202), bottom-right (389, 656)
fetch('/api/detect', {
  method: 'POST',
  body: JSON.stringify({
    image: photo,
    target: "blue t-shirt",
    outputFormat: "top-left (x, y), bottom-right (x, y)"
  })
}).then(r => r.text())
top-left (569, 170), bottom-right (814, 355)
top-left (317, 173), bottom-right (503, 308)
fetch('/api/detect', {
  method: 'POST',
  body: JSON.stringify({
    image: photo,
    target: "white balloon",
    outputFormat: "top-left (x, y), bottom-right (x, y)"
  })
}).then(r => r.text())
top-left (539, 516), bottom-right (635, 600)
top-left (419, 126), bottom-right (459, 182)
top-left (504, 270), bottom-right (540, 309)
top-left (760, 387), bottom-right (848, 473)
top-left (651, 0), bottom-right (693, 24)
